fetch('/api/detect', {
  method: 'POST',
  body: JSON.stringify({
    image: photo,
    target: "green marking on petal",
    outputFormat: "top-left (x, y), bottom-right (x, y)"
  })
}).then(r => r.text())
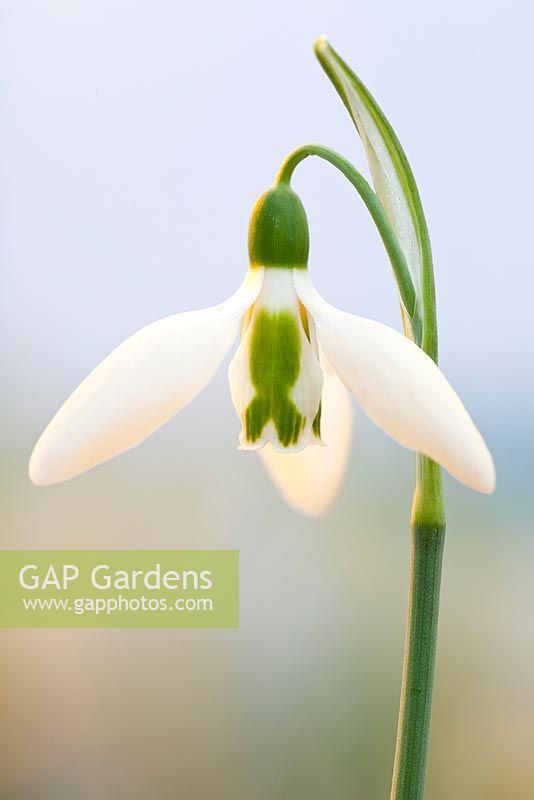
top-left (245, 309), bottom-right (307, 448)
top-left (312, 402), bottom-right (322, 439)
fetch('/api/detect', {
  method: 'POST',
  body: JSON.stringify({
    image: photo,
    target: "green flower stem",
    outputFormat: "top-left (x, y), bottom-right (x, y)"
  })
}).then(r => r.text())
top-left (276, 144), bottom-right (421, 340)
top-left (391, 455), bottom-right (445, 800)
top-left (384, 86), bottom-right (446, 795)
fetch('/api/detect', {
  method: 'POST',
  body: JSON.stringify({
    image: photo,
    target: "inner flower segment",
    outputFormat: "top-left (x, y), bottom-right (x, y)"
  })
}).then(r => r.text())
top-left (246, 309), bottom-right (306, 447)
top-left (228, 269), bottom-right (323, 452)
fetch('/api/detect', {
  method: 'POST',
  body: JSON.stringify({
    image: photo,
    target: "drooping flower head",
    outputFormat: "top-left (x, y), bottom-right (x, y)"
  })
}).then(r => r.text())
top-left (29, 180), bottom-right (495, 514)
top-left (229, 185), bottom-right (323, 453)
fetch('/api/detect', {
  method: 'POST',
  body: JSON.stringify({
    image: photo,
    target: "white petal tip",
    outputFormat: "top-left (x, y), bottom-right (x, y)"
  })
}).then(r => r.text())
top-left (480, 478), bottom-right (496, 495)
top-left (469, 451), bottom-right (496, 495)
top-left (28, 429), bottom-right (95, 487)
top-left (258, 446), bottom-right (336, 517)
top-left (28, 446), bottom-right (69, 487)
top-left (293, 502), bottom-right (330, 519)
top-left (444, 436), bottom-right (496, 495)
top-left (299, 495), bottom-right (336, 518)
top-left (28, 456), bottom-right (55, 487)
top-left (314, 35), bottom-right (329, 53)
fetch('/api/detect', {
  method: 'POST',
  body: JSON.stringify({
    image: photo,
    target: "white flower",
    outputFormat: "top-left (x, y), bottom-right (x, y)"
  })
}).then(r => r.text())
top-left (29, 185), bottom-right (495, 515)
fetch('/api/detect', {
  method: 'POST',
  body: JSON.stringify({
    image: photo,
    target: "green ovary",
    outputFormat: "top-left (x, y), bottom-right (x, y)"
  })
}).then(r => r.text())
top-left (245, 310), bottom-right (309, 447)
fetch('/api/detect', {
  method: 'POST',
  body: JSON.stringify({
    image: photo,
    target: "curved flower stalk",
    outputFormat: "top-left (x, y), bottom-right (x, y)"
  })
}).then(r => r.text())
top-left (30, 180), bottom-right (494, 518)
top-left (313, 37), bottom-right (495, 800)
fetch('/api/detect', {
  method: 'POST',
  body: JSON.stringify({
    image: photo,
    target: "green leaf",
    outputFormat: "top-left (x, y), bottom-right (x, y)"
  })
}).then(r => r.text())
top-left (314, 37), bottom-right (438, 360)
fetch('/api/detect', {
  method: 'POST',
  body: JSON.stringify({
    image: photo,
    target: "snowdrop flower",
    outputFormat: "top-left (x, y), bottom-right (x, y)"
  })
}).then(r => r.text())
top-left (29, 183), bottom-right (495, 513)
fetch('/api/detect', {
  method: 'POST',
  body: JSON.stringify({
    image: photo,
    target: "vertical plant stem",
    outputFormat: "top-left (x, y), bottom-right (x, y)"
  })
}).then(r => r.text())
top-left (390, 455), bottom-right (446, 800)
top-left (308, 40), bottom-right (452, 796)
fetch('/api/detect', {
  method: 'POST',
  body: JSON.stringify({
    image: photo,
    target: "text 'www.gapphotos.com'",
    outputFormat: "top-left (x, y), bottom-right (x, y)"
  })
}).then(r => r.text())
top-left (21, 595), bottom-right (214, 616)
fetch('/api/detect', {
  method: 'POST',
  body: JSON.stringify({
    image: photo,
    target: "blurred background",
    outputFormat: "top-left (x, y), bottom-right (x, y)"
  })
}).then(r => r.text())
top-left (1, 1), bottom-right (533, 798)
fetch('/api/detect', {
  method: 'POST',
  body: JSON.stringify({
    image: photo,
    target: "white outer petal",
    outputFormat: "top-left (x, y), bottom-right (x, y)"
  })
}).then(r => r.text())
top-left (294, 272), bottom-right (495, 494)
top-left (258, 355), bottom-right (354, 516)
top-left (29, 269), bottom-right (264, 486)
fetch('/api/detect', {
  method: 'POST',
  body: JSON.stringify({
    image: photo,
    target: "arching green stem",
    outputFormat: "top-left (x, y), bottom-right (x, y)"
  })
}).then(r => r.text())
top-left (278, 138), bottom-right (445, 799)
top-left (276, 144), bottom-right (421, 341)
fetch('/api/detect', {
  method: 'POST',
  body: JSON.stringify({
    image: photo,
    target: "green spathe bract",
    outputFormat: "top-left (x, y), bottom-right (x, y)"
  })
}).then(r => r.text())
top-left (313, 36), bottom-right (436, 359)
top-left (248, 184), bottom-right (309, 269)
top-left (244, 309), bottom-right (307, 447)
